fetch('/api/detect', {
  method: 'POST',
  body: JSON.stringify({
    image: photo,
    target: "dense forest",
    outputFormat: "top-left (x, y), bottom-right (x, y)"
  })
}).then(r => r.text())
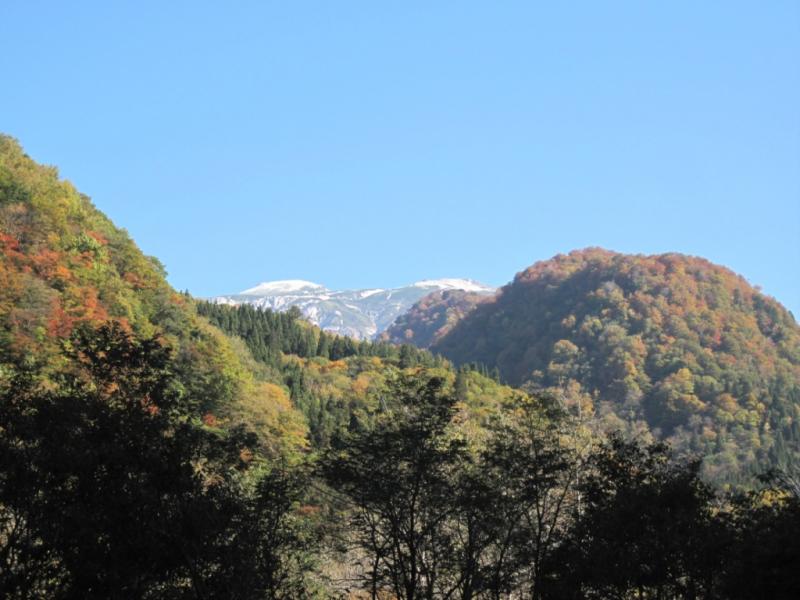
top-left (194, 300), bottom-right (509, 448)
top-left (196, 301), bottom-right (439, 370)
top-left (1, 135), bottom-right (799, 598)
top-left (394, 249), bottom-right (800, 484)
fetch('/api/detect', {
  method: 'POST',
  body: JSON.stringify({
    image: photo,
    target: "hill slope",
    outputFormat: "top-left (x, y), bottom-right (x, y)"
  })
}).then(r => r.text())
top-left (403, 248), bottom-right (800, 481)
top-left (0, 134), bottom-right (307, 455)
top-left (0, 133), bottom-right (517, 457)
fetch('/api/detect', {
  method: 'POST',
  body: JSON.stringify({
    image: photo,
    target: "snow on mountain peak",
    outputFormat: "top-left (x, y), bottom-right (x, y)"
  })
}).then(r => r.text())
top-left (411, 278), bottom-right (495, 293)
top-left (215, 277), bottom-right (496, 339)
top-left (238, 280), bottom-right (326, 295)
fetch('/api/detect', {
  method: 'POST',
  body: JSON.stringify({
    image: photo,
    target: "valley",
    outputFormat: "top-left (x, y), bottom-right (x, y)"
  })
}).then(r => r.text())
top-left (1, 135), bottom-right (798, 598)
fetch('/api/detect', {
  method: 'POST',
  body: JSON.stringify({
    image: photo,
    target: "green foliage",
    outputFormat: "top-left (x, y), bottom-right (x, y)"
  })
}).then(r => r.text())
top-left (0, 323), bottom-right (313, 599)
top-left (4, 135), bottom-right (798, 596)
top-left (197, 300), bottom-right (515, 450)
top-left (322, 374), bottom-right (475, 598)
top-left (556, 436), bottom-right (726, 598)
top-left (323, 376), bottom-right (800, 599)
top-left (720, 478), bottom-right (800, 599)
top-left (0, 135), bottom-right (322, 595)
top-left (196, 300), bottom-right (439, 369)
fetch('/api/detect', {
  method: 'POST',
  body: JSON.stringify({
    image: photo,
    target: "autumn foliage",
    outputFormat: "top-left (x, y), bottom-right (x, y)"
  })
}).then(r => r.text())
top-left (410, 249), bottom-right (800, 483)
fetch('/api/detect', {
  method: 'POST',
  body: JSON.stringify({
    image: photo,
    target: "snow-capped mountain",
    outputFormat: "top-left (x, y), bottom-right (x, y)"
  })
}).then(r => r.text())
top-left (210, 279), bottom-right (496, 339)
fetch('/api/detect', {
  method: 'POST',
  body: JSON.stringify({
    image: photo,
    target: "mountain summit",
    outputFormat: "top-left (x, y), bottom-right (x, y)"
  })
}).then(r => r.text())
top-left (394, 248), bottom-right (800, 480)
top-left (238, 280), bottom-right (327, 296)
top-left (212, 279), bottom-right (495, 339)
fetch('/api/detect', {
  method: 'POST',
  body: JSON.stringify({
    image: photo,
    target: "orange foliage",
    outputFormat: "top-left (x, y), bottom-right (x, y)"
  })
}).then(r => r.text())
top-left (86, 230), bottom-right (108, 245)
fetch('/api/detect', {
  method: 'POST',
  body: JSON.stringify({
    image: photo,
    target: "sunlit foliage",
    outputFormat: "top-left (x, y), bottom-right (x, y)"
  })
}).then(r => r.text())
top-left (422, 248), bottom-right (800, 483)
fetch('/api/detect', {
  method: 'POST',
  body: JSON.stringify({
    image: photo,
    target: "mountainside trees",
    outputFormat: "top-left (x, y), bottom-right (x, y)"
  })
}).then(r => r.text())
top-left (196, 301), bottom-right (438, 370)
top-left (3, 136), bottom-right (799, 597)
top-left (0, 134), bottom-right (318, 597)
top-left (555, 436), bottom-right (727, 598)
top-left (322, 379), bottom-right (800, 599)
top-left (197, 301), bottom-right (516, 452)
top-left (0, 134), bottom-right (310, 454)
top-left (0, 323), bottom-right (311, 599)
top-left (402, 248), bottom-right (800, 483)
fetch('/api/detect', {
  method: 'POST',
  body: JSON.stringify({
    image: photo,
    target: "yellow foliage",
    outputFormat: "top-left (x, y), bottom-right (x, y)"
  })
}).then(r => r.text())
top-left (234, 381), bottom-right (309, 460)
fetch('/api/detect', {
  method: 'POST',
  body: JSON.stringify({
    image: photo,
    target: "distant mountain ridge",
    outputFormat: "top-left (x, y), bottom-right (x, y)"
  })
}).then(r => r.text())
top-left (211, 278), bottom-right (496, 339)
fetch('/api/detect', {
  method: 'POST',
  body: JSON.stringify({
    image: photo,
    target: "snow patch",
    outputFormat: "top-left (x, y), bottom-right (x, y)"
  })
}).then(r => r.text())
top-left (411, 278), bottom-right (495, 293)
top-left (239, 280), bottom-right (327, 295)
top-left (359, 289), bottom-right (385, 298)
top-left (212, 277), bottom-right (495, 339)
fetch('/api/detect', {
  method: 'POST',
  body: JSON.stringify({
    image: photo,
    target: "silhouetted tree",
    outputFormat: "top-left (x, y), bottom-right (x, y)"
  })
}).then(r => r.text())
top-left (322, 375), bottom-right (470, 599)
top-left (554, 435), bottom-right (727, 599)
top-left (720, 469), bottom-right (800, 600)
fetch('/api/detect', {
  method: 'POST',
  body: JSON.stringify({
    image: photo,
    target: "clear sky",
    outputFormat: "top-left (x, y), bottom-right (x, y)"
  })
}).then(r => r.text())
top-left (1, 2), bottom-right (799, 315)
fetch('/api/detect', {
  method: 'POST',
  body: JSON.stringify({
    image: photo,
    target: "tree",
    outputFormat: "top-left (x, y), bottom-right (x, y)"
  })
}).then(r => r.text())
top-left (322, 375), bottom-right (470, 599)
top-left (557, 435), bottom-right (726, 599)
top-left (720, 469), bottom-right (800, 600)
top-left (477, 402), bottom-right (582, 599)
top-left (0, 322), bottom-right (309, 599)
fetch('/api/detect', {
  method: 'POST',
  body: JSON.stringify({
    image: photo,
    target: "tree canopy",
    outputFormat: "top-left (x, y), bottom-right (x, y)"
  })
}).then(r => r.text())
top-left (401, 248), bottom-right (800, 483)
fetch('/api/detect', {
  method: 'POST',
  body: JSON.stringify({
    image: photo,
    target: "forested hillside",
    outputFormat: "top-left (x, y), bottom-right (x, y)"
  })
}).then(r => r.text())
top-left (2, 137), bottom-right (798, 598)
top-left (396, 249), bottom-right (800, 483)
top-left (196, 300), bottom-right (517, 448)
top-left (0, 134), bottom-right (309, 453)
top-left (0, 135), bottom-right (534, 597)
top-left (0, 135), bottom-right (322, 595)
top-left (191, 298), bottom-right (800, 598)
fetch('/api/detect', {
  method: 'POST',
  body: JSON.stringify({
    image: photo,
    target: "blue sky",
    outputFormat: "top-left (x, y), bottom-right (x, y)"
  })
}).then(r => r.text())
top-left (2, 2), bottom-right (799, 315)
